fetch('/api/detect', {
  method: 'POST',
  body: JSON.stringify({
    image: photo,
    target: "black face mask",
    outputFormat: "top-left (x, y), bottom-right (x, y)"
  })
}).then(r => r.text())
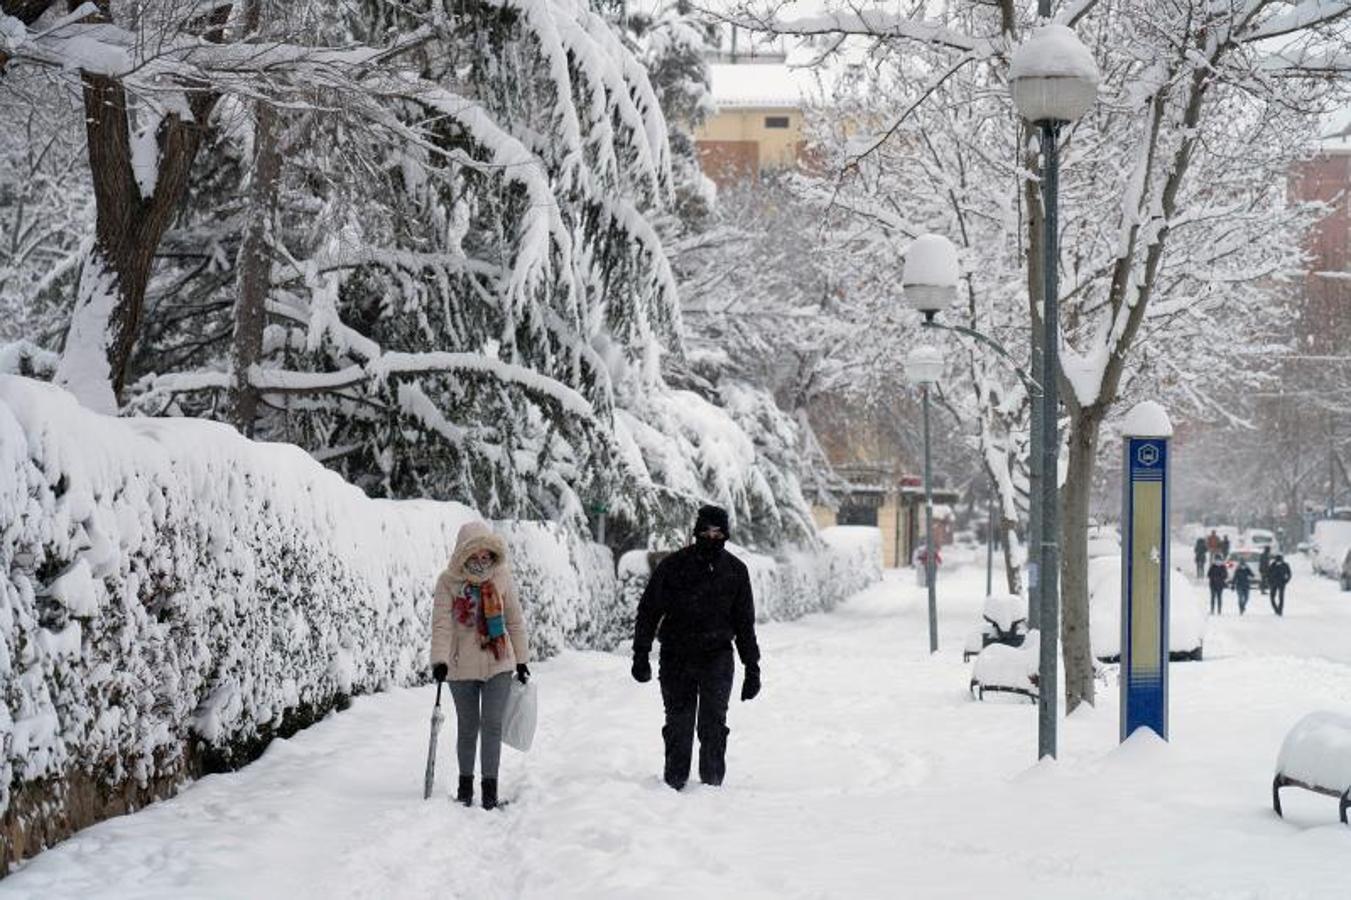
top-left (695, 535), bottom-right (726, 558)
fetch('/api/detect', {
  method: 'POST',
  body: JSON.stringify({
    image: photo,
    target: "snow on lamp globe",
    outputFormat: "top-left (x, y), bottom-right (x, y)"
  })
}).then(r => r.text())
top-left (903, 234), bottom-right (959, 322)
top-left (1009, 24), bottom-right (1099, 125)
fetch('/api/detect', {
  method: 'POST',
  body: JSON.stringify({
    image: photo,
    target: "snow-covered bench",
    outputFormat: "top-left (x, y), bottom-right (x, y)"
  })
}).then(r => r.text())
top-left (970, 631), bottom-right (1039, 703)
top-left (1272, 711), bottom-right (1351, 825)
top-left (963, 593), bottom-right (1029, 661)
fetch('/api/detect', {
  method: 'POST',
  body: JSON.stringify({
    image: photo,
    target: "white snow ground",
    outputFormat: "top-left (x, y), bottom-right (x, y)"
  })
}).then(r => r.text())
top-left (4, 553), bottom-right (1350, 899)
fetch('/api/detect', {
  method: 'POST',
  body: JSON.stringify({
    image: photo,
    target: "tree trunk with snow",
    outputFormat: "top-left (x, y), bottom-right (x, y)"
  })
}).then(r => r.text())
top-left (53, 3), bottom-right (229, 411)
top-left (230, 101), bottom-right (283, 435)
top-left (999, 515), bottom-right (1021, 595)
top-left (1060, 405), bottom-right (1100, 709)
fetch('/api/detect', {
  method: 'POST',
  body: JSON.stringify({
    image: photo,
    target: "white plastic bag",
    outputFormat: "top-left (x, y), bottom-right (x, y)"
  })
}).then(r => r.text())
top-left (502, 678), bottom-right (537, 752)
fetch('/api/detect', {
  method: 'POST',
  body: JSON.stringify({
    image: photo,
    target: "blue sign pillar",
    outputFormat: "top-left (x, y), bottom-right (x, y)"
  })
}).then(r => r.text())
top-left (1120, 401), bottom-right (1173, 742)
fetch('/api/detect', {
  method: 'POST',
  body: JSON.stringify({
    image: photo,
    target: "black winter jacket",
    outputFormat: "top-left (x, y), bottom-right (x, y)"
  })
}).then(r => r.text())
top-left (1206, 563), bottom-right (1229, 590)
top-left (632, 544), bottom-right (760, 666)
top-left (1233, 566), bottom-right (1253, 590)
top-left (1268, 560), bottom-right (1292, 588)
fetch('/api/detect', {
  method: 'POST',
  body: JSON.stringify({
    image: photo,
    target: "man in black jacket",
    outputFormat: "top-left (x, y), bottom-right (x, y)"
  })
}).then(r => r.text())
top-left (1267, 554), bottom-right (1292, 616)
top-left (631, 505), bottom-right (760, 791)
top-left (1206, 555), bottom-right (1229, 615)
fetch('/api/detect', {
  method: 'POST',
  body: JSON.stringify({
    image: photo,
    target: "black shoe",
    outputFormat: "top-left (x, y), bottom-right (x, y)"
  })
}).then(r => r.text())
top-left (664, 778), bottom-right (686, 792)
top-left (701, 777), bottom-right (723, 787)
top-left (481, 778), bottom-right (502, 810)
top-left (456, 775), bottom-right (473, 807)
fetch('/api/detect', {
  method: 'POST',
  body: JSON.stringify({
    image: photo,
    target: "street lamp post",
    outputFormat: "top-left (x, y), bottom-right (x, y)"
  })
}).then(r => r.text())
top-left (902, 235), bottom-right (959, 655)
top-left (905, 345), bottom-right (945, 654)
top-left (1011, 18), bottom-right (1099, 760)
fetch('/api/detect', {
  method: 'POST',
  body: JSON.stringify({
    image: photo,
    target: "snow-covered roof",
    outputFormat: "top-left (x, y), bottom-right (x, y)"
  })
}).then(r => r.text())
top-left (708, 63), bottom-right (806, 110)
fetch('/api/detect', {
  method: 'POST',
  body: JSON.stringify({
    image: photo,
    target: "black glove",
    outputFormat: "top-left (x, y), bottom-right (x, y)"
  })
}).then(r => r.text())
top-left (631, 653), bottom-right (652, 683)
top-left (432, 662), bottom-right (448, 683)
top-left (741, 665), bottom-right (761, 702)
top-left (516, 663), bottom-right (530, 684)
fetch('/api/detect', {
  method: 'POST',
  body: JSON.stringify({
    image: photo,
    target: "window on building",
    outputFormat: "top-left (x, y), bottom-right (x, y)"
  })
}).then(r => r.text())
top-left (764, 116), bottom-right (790, 129)
top-left (837, 503), bottom-right (879, 528)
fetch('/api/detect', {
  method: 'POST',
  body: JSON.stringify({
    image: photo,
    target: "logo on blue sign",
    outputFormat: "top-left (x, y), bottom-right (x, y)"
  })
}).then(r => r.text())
top-left (1136, 443), bottom-right (1159, 467)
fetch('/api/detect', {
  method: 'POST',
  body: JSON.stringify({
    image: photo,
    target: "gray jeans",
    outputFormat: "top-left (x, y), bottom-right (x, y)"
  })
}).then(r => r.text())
top-left (448, 672), bottom-right (512, 779)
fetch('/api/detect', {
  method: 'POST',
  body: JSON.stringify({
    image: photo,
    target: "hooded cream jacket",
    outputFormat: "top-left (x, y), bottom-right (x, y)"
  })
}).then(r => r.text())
top-left (430, 521), bottom-right (530, 682)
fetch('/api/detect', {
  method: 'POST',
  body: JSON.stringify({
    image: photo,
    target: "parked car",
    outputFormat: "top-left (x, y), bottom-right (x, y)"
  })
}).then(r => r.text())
top-left (1312, 520), bottom-right (1351, 580)
top-left (1242, 528), bottom-right (1279, 553)
top-left (1341, 548), bottom-right (1351, 592)
top-left (1088, 554), bottom-right (1206, 662)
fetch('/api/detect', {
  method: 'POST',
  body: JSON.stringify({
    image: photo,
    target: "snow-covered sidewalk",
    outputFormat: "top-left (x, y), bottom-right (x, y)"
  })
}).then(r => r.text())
top-left (5, 562), bottom-right (1350, 899)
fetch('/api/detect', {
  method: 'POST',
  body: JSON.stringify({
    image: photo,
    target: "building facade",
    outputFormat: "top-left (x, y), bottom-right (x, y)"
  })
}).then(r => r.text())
top-left (694, 61), bottom-right (806, 187)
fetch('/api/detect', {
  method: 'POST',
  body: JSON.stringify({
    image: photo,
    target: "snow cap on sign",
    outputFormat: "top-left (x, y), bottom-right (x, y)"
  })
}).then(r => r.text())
top-left (1120, 401), bottom-right (1172, 438)
top-left (903, 234), bottom-right (959, 289)
top-left (1009, 24), bottom-right (1099, 81)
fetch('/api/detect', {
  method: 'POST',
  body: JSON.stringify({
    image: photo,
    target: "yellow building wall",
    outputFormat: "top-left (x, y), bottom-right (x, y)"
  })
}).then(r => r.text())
top-left (694, 108), bottom-right (803, 171)
top-left (811, 505), bottom-right (837, 530)
top-left (879, 497), bottom-right (902, 570)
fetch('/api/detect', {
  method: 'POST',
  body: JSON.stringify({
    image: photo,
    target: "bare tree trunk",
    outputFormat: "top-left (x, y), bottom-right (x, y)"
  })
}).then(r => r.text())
top-left (1061, 407), bottom-right (1100, 711)
top-left (1001, 516), bottom-right (1022, 594)
top-left (230, 101), bottom-right (283, 435)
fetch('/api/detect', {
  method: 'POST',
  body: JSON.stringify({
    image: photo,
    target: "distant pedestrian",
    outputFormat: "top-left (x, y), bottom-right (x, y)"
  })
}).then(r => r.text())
top-left (914, 543), bottom-right (943, 587)
top-left (1259, 545), bottom-right (1272, 593)
top-left (1232, 562), bottom-right (1254, 615)
top-left (1206, 530), bottom-right (1220, 555)
top-left (1193, 537), bottom-right (1207, 579)
top-left (1267, 554), bottom-right (1292, 617)
top-left (1207, 555), bottom-right (1228, 615)
top-left (430, 521), bottom-right (532, 810)
top-left (1219, 534), bottom-right (1231, 558)
top-left (632, 505), bottom-right (761, 791)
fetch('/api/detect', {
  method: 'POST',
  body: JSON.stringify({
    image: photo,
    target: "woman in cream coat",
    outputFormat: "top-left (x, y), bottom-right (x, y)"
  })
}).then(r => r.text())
top-left (430, 521), bottom-right (530, 809)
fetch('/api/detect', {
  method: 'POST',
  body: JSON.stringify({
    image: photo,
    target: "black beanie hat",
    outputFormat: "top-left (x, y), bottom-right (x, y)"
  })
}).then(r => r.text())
top-left (693, 505), bottom-right (730, 537)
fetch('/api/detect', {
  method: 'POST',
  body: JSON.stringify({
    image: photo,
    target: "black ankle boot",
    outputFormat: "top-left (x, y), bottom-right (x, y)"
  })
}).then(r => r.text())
top-left (481, 778), bottom-right (499, 810)
top-left (456, 775), bottom-right (473, 807)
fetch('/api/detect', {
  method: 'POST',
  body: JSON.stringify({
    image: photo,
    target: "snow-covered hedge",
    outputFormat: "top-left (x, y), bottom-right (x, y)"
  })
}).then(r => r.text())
top-left (605, 526), bottom-right (883, 652)
top-left (0, 377), bottom-right (614, 862)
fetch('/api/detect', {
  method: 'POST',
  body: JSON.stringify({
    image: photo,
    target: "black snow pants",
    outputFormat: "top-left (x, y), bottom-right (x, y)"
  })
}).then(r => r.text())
top-left (1270, 584), bottom-right (1286, 616)
top-left (659, 647), bottom-right (734, 788)
top-left (1209, 585), bottom-right (1224, 615)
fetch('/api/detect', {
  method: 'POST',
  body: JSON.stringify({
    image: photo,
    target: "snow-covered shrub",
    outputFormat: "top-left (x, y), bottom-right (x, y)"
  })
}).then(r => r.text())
top-left (494, 521), bottom-right (617, 659)
top-left (0, 377), bottom-right (619, 854)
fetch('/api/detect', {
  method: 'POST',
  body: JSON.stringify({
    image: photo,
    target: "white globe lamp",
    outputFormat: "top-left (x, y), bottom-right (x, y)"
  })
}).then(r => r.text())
top-left (903, 234), bottom-right (959, 321)
top-left (1010, 24), bottom-right (1099, 125)
top-left (905, 345), bottom-right (945, 386)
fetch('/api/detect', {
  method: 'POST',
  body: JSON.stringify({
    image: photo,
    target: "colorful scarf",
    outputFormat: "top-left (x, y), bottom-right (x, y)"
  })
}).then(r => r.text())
top-left (453, 580), bottom-right (508, 659)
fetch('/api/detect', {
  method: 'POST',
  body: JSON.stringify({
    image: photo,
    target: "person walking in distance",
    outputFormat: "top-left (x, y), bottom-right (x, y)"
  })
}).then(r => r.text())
top-left (1259, 545), bottom-right (1272, 594)
top-left (631, 506), bottom-right (761, 791)
top-left (1206, 554), bottom-right (1229, 615)
top-left (1267, 553), bottom-right (1292, 617)
top-left (1232, 561), bottom-right (1254, 615)
top-left (1193, 537), bottom-right (1208, 579)
top-left (430, 521), bottom-right (531, 810)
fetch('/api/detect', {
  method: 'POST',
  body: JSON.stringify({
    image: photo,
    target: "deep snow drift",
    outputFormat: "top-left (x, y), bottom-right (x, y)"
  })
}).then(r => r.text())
top-left (3, 554), bottom-right (1349, 899)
